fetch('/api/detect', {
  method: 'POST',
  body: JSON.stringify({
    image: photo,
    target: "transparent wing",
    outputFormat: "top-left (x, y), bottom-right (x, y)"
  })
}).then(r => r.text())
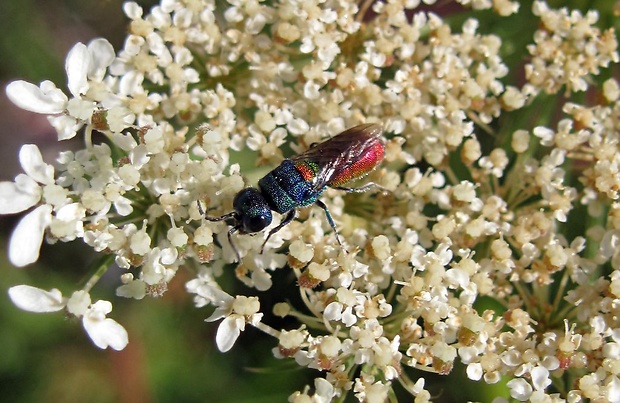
top-left (290, 123), bottom-right (384, 192)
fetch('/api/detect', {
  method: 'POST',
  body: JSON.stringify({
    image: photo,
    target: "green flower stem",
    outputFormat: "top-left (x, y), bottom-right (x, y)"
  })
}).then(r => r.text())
top-left (252, 321), bottom-right (281, 339)
top-left (550, 267), bottom-right (571, 323)
top-left (82, 254), bottom-right (116, 293)
top-left (512, 280), bottom-right (536, 315)
top-left (287, 310), bottom-right (329, 330)
top-left (397, 369), bottom-right (423, 397)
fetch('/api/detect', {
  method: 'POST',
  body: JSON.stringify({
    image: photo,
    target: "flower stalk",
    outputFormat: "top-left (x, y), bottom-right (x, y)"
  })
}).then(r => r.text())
top-left (82, 255), bottom-right (116, 293)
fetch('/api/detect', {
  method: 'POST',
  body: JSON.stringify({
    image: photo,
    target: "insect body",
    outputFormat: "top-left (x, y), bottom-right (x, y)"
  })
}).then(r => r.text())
top-left (199, 123), bottom-right (385, 262)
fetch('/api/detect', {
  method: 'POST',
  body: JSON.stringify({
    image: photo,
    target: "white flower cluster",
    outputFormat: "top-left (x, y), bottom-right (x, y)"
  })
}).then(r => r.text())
top-left (526, 1), bottom-right (619, 95)
top-left (3, 0), bottom-right (620, 401)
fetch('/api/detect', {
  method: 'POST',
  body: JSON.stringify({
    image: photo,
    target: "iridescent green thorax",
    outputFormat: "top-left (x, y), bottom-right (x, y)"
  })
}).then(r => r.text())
top-left (259, 160), bottom-right (320, 214)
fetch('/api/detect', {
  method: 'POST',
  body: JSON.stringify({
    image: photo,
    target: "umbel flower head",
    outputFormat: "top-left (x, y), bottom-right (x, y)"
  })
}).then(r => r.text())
top-left (3, 0), bottom-right (620, 401)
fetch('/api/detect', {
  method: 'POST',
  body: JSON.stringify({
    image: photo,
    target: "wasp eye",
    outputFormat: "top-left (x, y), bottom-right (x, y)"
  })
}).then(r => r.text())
top-left (244, 213), bottom-right (271, 233)
top-left (233, 188), bottom-right (273, 234)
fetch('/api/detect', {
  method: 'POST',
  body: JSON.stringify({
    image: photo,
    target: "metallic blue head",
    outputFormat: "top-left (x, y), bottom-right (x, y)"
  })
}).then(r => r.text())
top-left (233, 188), bottom-right (273, 234)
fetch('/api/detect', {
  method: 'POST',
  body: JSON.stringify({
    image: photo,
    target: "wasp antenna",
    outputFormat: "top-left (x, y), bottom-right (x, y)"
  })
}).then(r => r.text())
top-left (204, 212), bottom-right (237, 222)
top-left (197, 200), bottom-right (238, 222)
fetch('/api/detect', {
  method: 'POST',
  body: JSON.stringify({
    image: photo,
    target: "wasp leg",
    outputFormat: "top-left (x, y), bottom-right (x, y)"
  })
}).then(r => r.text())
top-left (197, 200), bottom-right (241, 262)
top-left (260, 209), bottom-right (296, 254)
top-left (197, 200), bottom-right (207, 216)
top-left (333, 182), bottom-right (385, 193)
top-left (227, 226), bottom-right (242, 263)
top-left (315, 200), bottom-right (344, 248)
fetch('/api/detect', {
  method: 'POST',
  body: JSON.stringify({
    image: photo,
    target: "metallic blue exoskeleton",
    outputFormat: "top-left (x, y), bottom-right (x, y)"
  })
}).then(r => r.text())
top-left (198, 123), bottom-right (385, 262)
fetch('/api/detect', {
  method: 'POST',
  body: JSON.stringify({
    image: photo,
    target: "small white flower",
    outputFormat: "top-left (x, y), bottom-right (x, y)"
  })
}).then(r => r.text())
top-left (67, 291), bottom-right (128, 350)
top-left (0, 144), bottom-right (54, 214)
top-left (313, 378), bottom-right (336, 402)
top-left (193, 225), bottom-right (214, 246)
top-left (82, 300), bottom-right (129, 350)
top-left (289, 239), bottom-right (314, 263)
top-left (116, 278), bottom-right (147, 300)
top-left (204, 291), bottom-right (263, 352)
top-left (466, 362), bottom-right (483, 381)
top-left (324, 301), bottom-right (357, 327)
top-left (607, 376), bottom-right (620, 403)
top-left (0, 145), bottom-right (60, 267)
top-left (130, 226), bottom-right (152, 255)
top-left (7, 39), bottom-right (119, 140)
top-left (9, 286), bottom-right (127, 350)
top-left (214, 314), bottom-right (245, 353)
top-left (530, 365), bottom-right (551, 391)
top-left (507, 378), bottom-right (533, 401)
top-left (49, 203), bottom-right (86, 240)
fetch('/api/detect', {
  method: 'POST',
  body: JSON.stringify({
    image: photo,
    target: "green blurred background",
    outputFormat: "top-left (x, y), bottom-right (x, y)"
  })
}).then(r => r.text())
top-left (0, 1), bottom-right (316, 401)
top-left (0, 1), bottom-right (617, 402)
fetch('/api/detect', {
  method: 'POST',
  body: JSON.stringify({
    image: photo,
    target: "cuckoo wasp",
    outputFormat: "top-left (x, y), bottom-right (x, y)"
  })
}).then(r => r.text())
top-left (198, 123), bottom-right (385, 262)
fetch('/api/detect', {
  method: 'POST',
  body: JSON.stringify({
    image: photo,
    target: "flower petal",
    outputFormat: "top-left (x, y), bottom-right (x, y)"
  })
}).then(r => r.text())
top-left (205, 306), bottom-right (230, 322)
top-left (48, 114), bottom-right (84, 141)
top-left (116, 280), bottom-right (146, 299)
top-left (9, 205), bottom-right (52, 267)
top-left (83, 315), bottom-right (129, 350)
top-left (119, 70), bottom-right (144, 96)
top-left (90, 299), bottom-right (113, 316)
top-left (194, 283), bottom-right (234, 306)
top-left (67, 290), bottom-right (92, 317)
top-left (5, 80), bottom-right (67, 114)
top-left (19, 144), bottom-right (54, 185)
top-left (88, 38), bottom-right (116, 73)
top-left (531, 366), bottom-right (550, 391)
top-left (8, 285), bottom-right (65, 312)
top-left (66, 42), bottom-right (91, 97)
top-left (607, 376), bottom-right (620, 403)
top-left (0, 180), bottom-right (40, 214)
top-left (123, 2), bottom-right (143, 19)
top-left (507, 378), bottom-right (533, 401)
top-left (314, 378), bottom-right (335, 400)
top-left (215, 315), bottom-right (243, 352)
